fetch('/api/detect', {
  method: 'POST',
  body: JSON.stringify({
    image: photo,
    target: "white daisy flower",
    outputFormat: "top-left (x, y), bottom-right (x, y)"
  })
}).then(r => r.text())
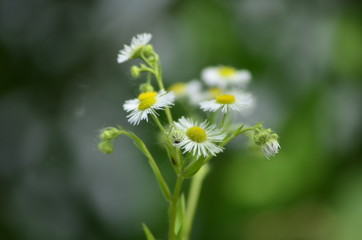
top-left (123, 90), bottom-right (174, 125)
top-left (173, 117), bottom-right (226, 158)
top-left (202, 66), bottom-right (251, 89)
top-left (117, 33), bottom-right (152, 63)
top-left (262, 139), bottom-right (281, 159)
top-left (205, 87), bottom-right (223, 100)
top-left (199, 92), bottom-right (254, 113)
top-left (168, 80), bottom-right (204, 105)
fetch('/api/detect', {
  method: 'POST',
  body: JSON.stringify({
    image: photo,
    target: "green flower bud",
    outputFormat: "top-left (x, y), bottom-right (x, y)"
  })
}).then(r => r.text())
top-left (169, 129), bottom-right (186, 145)
top-left (100, 128), bottom-right (120, 141)
top-left (131, 66), bottom-right (141, 78)
top-left (253, 127), bottom-right (280, 158)
top-left (253, 131), bottom-right (270, 146)
top-left (98, 141), bottom-right (114, 154)
top-left (139, 83), bottom-right (154, 93)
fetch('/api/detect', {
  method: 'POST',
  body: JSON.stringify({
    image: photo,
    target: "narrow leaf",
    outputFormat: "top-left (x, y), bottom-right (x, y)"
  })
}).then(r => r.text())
top-left (175, 194), bottom-right (186, 239)
top-left (142, 223), bottom-right (156, 240)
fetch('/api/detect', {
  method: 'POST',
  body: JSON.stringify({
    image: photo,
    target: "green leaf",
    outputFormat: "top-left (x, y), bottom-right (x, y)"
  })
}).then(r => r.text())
top-left (142, 223), bottom-right (156, 240)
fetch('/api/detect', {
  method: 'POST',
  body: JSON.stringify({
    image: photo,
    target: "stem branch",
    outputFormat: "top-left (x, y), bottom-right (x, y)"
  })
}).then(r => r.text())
top-left (182, 164), bottom-right (210, 240)
top-left (121, 131), bottom-right (172, 201)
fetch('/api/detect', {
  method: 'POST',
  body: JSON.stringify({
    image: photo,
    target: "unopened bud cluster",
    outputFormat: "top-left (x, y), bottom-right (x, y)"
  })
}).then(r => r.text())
top-left (98, 128), bottom-right (121, 154)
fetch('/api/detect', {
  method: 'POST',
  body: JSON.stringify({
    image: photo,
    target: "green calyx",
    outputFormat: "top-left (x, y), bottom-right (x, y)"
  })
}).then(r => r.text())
top-left (253, 127), bottom-right (278, 146)
top-left (143, 45), bottom-right (154, 57)
top-left (132, 45), bottom-right (154, 61)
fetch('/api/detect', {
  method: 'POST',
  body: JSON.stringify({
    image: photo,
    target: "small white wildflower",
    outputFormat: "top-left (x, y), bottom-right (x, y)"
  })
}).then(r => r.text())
top-left (262, 139), bottom-right (281, 159)
top-left (173, 117), bottom-right (226, 158)
top-left (117, 33), bottom-right (152, 63)
top-left (199, 92), bottom-right (253, 113)
top-left (168, 80), bottom-right (204, 105)
top-left (123, 90), bottom-right (174, 125)
top-left (202, 66), bottom-right (251, 89)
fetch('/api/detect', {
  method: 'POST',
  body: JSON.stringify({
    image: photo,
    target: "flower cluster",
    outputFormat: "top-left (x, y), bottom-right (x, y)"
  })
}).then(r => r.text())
top-left (98, 127), bottom-right (120, 154)
top-left (102, 32), bottom-right (281, 160)
top-left (98, 33), bottom-right (281, 239)
top-left (168, 66), bottom-right (255, 117)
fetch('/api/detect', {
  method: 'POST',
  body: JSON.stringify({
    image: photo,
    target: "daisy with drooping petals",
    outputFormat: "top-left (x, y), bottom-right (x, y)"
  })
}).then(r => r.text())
top-left (117, 33), bottom-right (152, 63)
top-left (262, 139), bottom-right (281, 159)
top-left (173, 117), bottom-right (226, 158)
top-left (253, 127), bottom-right (280, 159)
top-left (202, 66), bottom-right (251, 89)
top-left (123, 90), bottom-right (174, 125)
top-left (199, 92), bottom-right (254, 113)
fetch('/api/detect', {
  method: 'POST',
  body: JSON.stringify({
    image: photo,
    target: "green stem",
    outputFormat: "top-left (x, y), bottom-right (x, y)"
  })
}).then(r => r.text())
top-left (151, 114), bottom-right (166, 133)
top-left (141, 53), bottom-right (173, 125)
top-left (140, 54), bottom-right (153, 69)
top-left (169, 176), bottom-right (184, 240)
top-left (209, 111), bottom-right (218, 124)
top-left (201, 126), bottom-right (257, 166)
top-left (151, 115), bottom-right (182, 169)
top-left (184, 125), bottom-right (258, 177)
top-left (155, 70), bottom-right (173, 125)
top-left (121, 131), bottom-right (172, 201)
top-left (220, 113), bottom-right (227, 128)
top-left (182, 164), bottom-right (210, 240)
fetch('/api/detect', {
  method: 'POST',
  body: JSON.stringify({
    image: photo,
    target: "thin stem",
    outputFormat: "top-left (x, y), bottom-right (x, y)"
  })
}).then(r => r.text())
top-left (182, 164), bottom-right (210, 240)
top-left (151, 114), bottom-right (166, 133)
top-left (140, 53), bottom-right (153, 69)
top-left (169, 175), bottom-right (184, 240)
top-left (201, 126), bottom-right (257, 166)
top-left (209, 111), bottom-right (218, 124)
top-left (154, 54), bottom-right (173, 125)
top-left (121, 131), bottom-right (171, 201)
top-left (141, 52), bottom-right (173, 125)
top-left (155, 71), bottom-right (173, 125)
top-left (220, 113), bottom-right (227, 128)
top-left (184, 125), bottom-right (258, 177)
top-left (152, 115), bottom-right (183, 174)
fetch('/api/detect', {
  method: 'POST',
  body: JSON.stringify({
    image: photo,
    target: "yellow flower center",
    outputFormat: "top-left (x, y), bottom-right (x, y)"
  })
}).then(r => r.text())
top-left (218, 67), bottom-right (236, 77)
top-left (169, 83), bottom-right (186, 95)
top-left (208, 88), bottom-right (222, 98)
top-left (186, 126), bottom-right (207, 143)
top-left (216, 94), bottom-right (236, 104)
top-left (138, 91), bottom-right (157, 110)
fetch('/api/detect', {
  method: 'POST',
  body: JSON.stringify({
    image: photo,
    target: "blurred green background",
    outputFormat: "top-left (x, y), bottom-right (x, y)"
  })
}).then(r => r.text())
top-left (1, 0), bottom-right (362, 239)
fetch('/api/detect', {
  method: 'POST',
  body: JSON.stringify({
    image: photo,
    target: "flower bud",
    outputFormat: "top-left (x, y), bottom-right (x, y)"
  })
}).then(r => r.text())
top-left (262, 138), bottom-right (280, 159)
top-left (169, 129), bottom-right (186, 145)
top-left (139, 83), bottom-right (154, 93)
top-left (131, 66), bottom-right (141, 78)
top-left (100, 128), bottom-right (120, 141)
top-left (253, 127), bottom-right (280, 158)
top-left (98, 141), bottom-right (114, 154)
